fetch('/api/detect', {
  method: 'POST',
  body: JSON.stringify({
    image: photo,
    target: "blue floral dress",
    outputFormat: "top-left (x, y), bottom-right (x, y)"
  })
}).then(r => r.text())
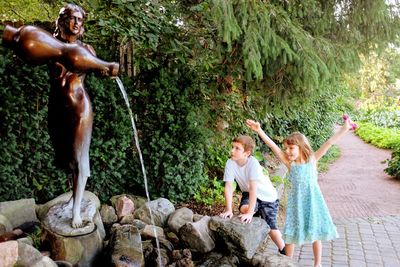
top-left (283, 160), bottom-right (338, 245)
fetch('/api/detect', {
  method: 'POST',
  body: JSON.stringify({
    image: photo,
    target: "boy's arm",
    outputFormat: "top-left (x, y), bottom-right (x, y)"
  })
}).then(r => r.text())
top-left (219, 181), bottom-right (234, 219)
top-left (246, 119), bottom-right (290, 168)
top-left (315, 119), bottom-right (351, 161)
top-left (238, 180), bottom-right (257, 223)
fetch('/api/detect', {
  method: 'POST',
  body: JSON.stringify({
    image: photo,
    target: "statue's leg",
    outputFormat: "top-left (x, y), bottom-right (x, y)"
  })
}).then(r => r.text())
top-left (70, 85), bottom-right (93, 228)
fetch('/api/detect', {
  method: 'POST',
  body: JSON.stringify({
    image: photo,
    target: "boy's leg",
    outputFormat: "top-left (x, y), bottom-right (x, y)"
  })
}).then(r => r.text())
top-left (259, 199), bottom-right (285, 251)
top-left (269, 229), bottom-right (285, 251)
top-left (312, 240), bottom-right (322, 267)
top-left (240, 205), bottom-right (249, 213)
top-left (285, 244), bottom-right (295, 257)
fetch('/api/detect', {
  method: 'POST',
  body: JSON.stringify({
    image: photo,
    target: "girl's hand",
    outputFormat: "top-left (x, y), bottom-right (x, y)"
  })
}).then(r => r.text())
top-left (246, 119), bottom-right (261, 132)
top-left (342, 114), bottom-right (358, 131)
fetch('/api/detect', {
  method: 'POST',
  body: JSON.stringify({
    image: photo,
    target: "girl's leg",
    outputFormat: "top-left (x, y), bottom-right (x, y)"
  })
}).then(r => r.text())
top-left (285, 243), bottom-right (295, 257)
top-left (312, 240), bottom-right (322, 267)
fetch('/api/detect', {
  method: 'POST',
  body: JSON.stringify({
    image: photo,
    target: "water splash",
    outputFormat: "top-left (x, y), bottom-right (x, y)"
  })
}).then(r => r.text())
top-left (115, 77), bottom-right (162, 266)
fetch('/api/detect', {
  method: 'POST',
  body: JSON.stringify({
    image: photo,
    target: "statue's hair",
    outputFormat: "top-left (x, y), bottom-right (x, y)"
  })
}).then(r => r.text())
top-left (54, 3), bottom-right (86, 39)
top-left (284, 132), bottom-right (314, 162)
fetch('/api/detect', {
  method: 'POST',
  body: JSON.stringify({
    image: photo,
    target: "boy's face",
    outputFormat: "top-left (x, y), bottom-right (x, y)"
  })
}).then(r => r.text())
top-left (230, 142), bottom-right (250, 162)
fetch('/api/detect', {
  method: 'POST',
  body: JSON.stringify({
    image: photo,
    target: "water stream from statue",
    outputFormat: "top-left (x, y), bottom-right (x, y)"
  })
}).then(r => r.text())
top-left (116, 77), bottom-right (162, 266)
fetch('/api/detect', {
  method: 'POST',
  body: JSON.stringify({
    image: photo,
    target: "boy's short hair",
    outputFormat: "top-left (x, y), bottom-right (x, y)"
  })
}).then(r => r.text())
top-left (233, 135), bottom-right (255, 154)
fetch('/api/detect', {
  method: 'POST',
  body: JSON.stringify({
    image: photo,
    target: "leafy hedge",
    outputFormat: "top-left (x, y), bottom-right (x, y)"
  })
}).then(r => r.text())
top-left (356, 122), bottom-right (400, 149)
top-left (0, 46), bottom-right (208, 203)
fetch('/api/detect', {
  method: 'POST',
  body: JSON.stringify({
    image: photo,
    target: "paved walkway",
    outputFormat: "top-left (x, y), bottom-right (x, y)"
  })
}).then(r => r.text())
top-left (267, 130), bottom-right (400, 267)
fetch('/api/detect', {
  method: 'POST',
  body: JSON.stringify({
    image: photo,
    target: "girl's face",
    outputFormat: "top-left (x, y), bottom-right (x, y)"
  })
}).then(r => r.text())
top-left (230, 142), bottom-right (250, 165)
top-left (284, 143), bottom-right (301, 162)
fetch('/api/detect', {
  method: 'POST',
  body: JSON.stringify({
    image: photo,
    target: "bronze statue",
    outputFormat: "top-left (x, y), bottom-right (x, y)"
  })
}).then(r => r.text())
top-left (2, 4), bottom-right (119, 228)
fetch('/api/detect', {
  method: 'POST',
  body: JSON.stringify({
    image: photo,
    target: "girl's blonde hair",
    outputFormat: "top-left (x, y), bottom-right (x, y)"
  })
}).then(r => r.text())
top-left (284, 132), bottom-right (314, 162)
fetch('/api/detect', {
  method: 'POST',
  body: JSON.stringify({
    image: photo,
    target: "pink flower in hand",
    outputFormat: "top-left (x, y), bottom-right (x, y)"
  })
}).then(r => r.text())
top-left (342, 114), bottom-right (358, 130)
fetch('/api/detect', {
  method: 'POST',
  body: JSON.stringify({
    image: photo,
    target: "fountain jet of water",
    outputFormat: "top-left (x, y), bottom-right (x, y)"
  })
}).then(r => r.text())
top-left (115, 77), bottom-right (162, 266)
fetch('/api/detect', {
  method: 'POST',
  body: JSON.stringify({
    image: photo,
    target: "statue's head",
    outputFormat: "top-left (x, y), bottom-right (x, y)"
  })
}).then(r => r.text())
top-left (54, 4), bottom-right (86, 40)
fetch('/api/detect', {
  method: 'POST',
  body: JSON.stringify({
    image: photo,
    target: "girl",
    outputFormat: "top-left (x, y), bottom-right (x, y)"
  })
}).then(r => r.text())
top-left (246, 117), bottom-right (353, 267)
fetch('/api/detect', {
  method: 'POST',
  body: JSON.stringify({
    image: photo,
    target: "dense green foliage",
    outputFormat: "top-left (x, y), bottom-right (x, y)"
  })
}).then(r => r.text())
top-left (1, 0), bottom-right (400, 203)
top-left (385, 149), bottom-right (400, 179)
top-left (355, 107), bottom-right (400, 179)
top-left (0, 51), bottom-right (66, 201)
top-left (355, 122), bottom-right (400, 149)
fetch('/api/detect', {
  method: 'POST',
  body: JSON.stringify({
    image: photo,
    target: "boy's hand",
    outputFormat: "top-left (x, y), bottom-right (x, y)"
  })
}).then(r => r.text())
top-left (246, 119), bottom-right (261, 132)
top-left (219, 210), bottom-right (233, 219)
top-left (238, 212), bottom-right (254, 224)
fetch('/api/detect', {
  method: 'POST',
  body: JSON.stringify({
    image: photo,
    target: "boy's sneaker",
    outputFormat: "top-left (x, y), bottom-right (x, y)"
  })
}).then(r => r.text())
top-left (278, 246), bottom-right (286, 255)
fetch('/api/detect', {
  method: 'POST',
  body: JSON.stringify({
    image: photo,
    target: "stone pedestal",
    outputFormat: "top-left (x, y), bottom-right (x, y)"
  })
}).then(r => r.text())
top-left (42, 199), bottom-right (105, 267)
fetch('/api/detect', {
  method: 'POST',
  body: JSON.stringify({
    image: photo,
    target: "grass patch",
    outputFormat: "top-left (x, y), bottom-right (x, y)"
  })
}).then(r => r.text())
top-left (318, 145), bottom-right (341, 173)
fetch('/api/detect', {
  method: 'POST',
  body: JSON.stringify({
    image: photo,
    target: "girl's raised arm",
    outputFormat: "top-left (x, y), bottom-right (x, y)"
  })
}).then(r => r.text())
top-left (246, 119), bottom-right (290, 168)
top-left (314, 118), bottom-right (352, 161)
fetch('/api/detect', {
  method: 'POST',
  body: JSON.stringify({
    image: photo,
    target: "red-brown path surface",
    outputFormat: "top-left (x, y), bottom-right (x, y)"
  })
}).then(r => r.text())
top-left (319, 130), bottom-right (400, 219)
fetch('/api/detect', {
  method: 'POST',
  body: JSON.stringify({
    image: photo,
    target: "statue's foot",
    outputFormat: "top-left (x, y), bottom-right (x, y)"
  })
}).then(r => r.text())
top-left (71, 215), bottom-right (83, 228)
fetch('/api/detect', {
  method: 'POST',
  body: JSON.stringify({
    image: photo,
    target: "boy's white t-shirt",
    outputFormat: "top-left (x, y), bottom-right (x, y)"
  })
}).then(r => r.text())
top-left (223, 156), bottom-right (278, 202)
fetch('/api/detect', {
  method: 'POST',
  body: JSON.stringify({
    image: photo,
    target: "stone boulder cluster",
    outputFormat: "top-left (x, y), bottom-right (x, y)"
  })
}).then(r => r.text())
top-left (0, 191), bottom-right (298, 267)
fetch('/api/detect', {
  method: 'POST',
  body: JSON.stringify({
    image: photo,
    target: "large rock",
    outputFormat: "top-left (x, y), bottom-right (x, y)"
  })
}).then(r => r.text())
top-left (0, 198), bottom-right (38, 228)
top-left (251, 252), bottom-right (299, 267)
top-left (167, 207), bottom-right (193, 235)
top-left (115, 196), bottom-right (135, 219)
top-left (134, 198), bottom-right (175, 227)
top-left (41, 204), bottom-right (105, 267)
top-left (17, 242), bottom-right (58, 267)
top-left (110, 194), bottom-right (147, 211)
top-left (209, 216), bottom-right (269, 260)
top-left (36, 191), bottom-right (100, 221)
top-left (41, 222), bottom-right (104, 267)
top-left (250, 244), bottom-right (299, 267)
top-left (42, 199), bottom-right (103, 237)
top-left (100, 204), bottom-right (118, 227)
top-left (0, 240), bottom-right (18, 267)
top-left (170, 249), bottom-right (195, 267)
top-left (196, 251), bottom-right (239, 267)
top-left (179, 216), bottom-right (215, 253)
top-left (141, 224), bottom-right (165, 240)
top-left (109, 224), bottom-right (144, 267)
top-left (0, 214), bottom-right (12, 234)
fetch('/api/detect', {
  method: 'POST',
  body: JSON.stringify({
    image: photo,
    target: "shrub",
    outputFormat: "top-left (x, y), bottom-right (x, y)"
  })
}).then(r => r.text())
top-left (357, 107), bottom-right (400, 129)
top-left (355, 122), bottom-right (400, 149)
top-left (385, 148), bottom-right (400, 179)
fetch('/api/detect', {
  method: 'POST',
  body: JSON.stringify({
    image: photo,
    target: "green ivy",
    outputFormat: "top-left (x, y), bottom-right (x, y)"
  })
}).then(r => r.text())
top-left (385, 148), bottom-right (400, 179)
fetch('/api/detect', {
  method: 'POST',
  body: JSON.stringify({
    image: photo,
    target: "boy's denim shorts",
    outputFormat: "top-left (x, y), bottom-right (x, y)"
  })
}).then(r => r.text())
top-left (239, 192), bottom-right (279, 230)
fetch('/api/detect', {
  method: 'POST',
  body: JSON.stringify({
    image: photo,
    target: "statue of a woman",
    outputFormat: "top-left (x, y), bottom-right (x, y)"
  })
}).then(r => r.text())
top-left (2, 4), bottom-right (119, 228)
top-left (48, 4), bottom-right (102, 228)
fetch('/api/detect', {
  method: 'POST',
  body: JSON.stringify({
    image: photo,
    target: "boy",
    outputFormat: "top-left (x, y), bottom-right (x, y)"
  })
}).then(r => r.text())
top-left (219, 135), bottom-right (285, 254)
